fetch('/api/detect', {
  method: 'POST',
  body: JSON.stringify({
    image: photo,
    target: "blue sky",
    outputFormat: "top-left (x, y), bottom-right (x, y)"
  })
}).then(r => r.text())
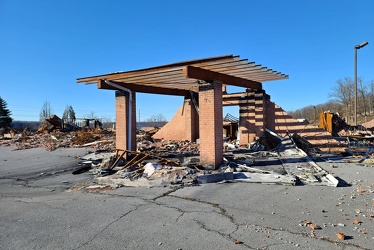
top-left (0, 0), bottom-right (373, 122)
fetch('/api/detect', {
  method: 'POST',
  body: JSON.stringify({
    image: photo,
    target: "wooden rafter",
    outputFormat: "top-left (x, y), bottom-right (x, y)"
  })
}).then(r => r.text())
top-left (98, 80), bottom-right (191, 96)
top-left (182, 65), bottom-right (262, 90)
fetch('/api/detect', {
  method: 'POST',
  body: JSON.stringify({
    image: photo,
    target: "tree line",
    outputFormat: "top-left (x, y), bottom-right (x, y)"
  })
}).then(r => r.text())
top-left (288, 77), bottom-right (374, 124)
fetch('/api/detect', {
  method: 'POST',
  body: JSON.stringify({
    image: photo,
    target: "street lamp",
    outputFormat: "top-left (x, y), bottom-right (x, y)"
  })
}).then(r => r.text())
top-left (354, 41), bottom-right (369, 126)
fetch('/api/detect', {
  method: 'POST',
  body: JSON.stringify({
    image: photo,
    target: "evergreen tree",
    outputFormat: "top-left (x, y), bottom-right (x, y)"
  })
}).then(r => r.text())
top-left (0, 97), bottom-right (13, 129)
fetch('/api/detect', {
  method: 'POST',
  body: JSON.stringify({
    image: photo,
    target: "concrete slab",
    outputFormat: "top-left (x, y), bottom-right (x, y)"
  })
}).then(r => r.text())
top-left (197, 172), bottom-right (233, 184)
top-left (234, 172), bottom-right (296, 185)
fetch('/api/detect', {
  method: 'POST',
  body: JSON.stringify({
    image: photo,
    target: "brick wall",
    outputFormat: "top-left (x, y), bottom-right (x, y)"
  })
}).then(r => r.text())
top-left (153, 97), bottom-right (199, 141)
top-left (153, 105), bottom-right (186, 141)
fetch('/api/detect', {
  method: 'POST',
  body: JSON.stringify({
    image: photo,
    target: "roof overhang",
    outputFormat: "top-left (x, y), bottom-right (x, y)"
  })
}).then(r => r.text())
top-left (77, 54), bottom-right (288, 96)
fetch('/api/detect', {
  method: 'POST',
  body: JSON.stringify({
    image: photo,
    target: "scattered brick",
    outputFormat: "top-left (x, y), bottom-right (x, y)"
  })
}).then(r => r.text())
top-left (309, 224), bottom-right (321, 230)
top-left (353, 220), bottom-right (362, 225)
top-left (336, 232), bottom-right (345, 240)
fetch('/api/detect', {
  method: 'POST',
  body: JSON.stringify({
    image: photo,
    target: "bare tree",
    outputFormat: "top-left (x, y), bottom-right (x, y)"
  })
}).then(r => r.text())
top-left (369, 80), bottom-right (374, 114)
top-left (287, 101), bottom-right (342, 124)
top-left (357, 77), bottom-right (367, 116)
top-left (329, 77), bottom-right (354, 120)
top-left (288, 77), bottom-right (374, 125)
top-left (84, 111), bottom-right (97, 119)
top-left (39, 101), bottom-right (53, 123)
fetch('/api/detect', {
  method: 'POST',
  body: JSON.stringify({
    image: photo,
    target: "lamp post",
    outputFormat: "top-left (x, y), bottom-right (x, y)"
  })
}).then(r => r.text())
top-left (354, 41), bottom-right (369, 126)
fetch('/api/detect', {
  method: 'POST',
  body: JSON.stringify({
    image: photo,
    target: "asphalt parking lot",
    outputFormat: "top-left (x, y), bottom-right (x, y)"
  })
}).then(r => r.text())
top-left (1, 146), bottom-right (373, 250)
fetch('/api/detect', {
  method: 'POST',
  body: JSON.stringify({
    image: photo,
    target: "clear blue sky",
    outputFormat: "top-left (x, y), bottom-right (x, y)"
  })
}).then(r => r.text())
top-left (1, 0), bottom-right (373, 122)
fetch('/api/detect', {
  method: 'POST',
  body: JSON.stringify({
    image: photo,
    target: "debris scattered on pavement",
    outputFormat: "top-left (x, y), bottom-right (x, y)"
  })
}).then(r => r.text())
top-left (69, 133), bottom-right (345, 189)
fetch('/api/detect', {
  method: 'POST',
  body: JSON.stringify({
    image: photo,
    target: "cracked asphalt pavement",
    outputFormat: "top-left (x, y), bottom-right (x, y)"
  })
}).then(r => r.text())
top-left (1, 147), bottom-right (374, 249)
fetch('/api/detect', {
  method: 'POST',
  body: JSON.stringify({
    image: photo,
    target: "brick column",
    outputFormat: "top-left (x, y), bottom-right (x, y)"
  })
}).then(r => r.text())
top-left (239, 92), bottom-right (256, 145)
top-left (265, 95), bottom-right (276, 132)
top-left (115, 90), bottom-right (136, 151)
top-left (184, 95), bottom-right (199, 142)
top-left (254, 90), bottom-right (266, 137)
top-left (198, 81), bottom-right (223, 168)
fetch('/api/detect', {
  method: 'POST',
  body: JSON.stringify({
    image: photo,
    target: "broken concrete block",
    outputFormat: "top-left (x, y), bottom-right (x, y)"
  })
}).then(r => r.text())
top-left (234, 172), bottom-right (296, 185)
top-left (325, 173), bottom-right (339, 187)
top-left (3, 134), bottom-right (12, 139)
top-left (143, 162), bottom-right (163, 177)
top-left (197, 172), bottom-right (233, 184)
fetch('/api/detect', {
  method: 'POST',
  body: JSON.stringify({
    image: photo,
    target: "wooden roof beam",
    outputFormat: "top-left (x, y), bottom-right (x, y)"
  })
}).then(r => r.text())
top-left (182, 65), bottom-right (262, 90)
top-left (98, 79), bottom-right (190, 96)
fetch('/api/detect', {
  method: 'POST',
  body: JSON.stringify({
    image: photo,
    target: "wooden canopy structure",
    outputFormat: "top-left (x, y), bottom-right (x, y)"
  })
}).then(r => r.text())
top-left (77, 54), bottom-right (288, 168)
top-left (77, 54), bottom-right (288, 94)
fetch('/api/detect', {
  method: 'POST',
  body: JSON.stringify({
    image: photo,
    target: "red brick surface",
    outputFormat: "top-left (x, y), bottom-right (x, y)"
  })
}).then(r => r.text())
top-left (198, 81), bottom-right (223, 168)
top-left (153, 98), bottom-right (199, 141)
top-left (270, 103), bottom-right (342, 152)
top-left (115, 91), bottom-right (136, 151)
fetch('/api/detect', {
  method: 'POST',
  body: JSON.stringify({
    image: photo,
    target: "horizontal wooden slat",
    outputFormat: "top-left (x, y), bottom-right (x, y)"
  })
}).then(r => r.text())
top-left (77, 55), bottom-right (288, 91)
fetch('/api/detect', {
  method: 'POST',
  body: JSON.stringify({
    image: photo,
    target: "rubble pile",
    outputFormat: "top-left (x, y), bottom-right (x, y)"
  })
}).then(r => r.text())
top-left (0, 128), bottom-right (115, 151)
top-left (74, 134), bottom-right (342, 190)
top-left (137, 129), bottom-right (200, 155)
top-left (151, 140), bottom-right (200, 155)
top-left (0, 114), bottom-right (115, 151)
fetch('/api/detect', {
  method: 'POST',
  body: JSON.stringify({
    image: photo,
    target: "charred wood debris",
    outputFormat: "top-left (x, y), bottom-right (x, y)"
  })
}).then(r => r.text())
top-left (1, 113), bottom-right (374, 189)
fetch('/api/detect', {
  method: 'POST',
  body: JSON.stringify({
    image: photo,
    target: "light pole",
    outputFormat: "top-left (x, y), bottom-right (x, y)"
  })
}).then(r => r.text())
top-left (354, 41), bottom-right (369, 126)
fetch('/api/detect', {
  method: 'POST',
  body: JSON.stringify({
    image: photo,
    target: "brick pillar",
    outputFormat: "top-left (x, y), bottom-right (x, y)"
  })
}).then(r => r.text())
top-left (265, 95), bottom-right (275, 132)
top-left (239, 92), bottom-right (256, 145)
top-left (184, 95), bottom-right (199, 142)
top-left (115, 90), bottom-right (136, 151)
top-left (198, 81), bottom-right (223, 169)
top-left (254, 90), bottom-right (266, 137)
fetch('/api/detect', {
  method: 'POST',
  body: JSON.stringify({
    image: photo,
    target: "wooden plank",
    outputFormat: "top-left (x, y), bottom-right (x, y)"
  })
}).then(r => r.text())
top-left (109, 150), bottom-right (126, 170)
top-left (120, 153), bottom-right (147, 170)
top-left (106, 149), bottom-right (181, 172)
top-left (98, 80), bottom-right (190, 96)
top-left (183, 65), bottom-right (262, 90)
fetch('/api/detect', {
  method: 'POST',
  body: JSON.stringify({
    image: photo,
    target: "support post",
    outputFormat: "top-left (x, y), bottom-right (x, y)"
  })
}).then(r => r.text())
top-left (198, 81), bottom-right (223, 168)
top-left (115, 91), bottom-right (136, 151)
